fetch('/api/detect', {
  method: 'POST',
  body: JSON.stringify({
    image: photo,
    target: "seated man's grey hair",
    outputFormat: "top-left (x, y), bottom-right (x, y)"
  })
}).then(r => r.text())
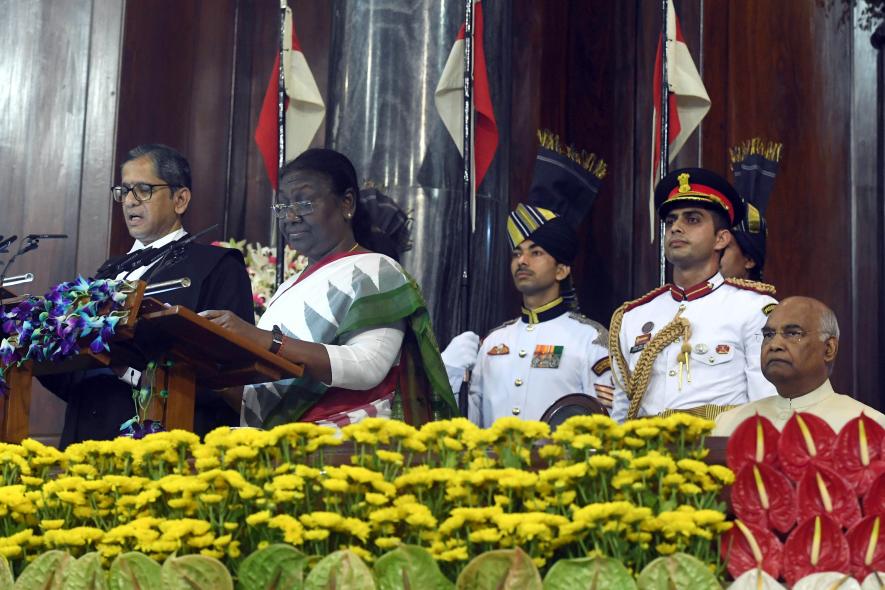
top-left (820, 307), bottom-right (840, 340)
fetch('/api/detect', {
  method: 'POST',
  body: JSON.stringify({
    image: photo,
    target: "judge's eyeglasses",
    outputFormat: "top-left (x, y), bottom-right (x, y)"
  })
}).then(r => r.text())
top-left (111, 183), bottom-right (179, 203)
top-left (271, 201), bottom-right (314, 219)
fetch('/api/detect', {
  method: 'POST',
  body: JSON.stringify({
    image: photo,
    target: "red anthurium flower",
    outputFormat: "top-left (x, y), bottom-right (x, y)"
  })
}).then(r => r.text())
top-left (778, 412), bottom-right (836, 482)
top-left (727, 414), bottom-right (781, 473)
top-left (783, 514), bottom-right (850, 587)
top-left (797, 464), bottom-right (862, 529)
top-left (732, 462), bottom-right (797, 535)
top-left (863, 471), bottom-right (885, 517)
top-left (720, 519), bottom-right (783, 580)
top-left (848, 515), bottom-right (885, 580)
top-left (834, 413), bottom-right (885, 497)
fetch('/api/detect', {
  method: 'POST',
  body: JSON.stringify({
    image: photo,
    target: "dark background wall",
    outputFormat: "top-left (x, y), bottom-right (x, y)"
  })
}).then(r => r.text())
top-left (2, 0), bottom-right (883, 443)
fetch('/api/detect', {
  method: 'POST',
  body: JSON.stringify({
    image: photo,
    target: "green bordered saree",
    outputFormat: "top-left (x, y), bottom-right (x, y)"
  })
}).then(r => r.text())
top-left (242, 251), bottom-right (457, 428)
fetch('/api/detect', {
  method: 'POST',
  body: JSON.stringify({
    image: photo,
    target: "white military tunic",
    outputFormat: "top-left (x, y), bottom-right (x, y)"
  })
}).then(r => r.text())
top-left (610, 273), bottom-right (778, 422)
top-left (468, 299), bottom-right (612, 427)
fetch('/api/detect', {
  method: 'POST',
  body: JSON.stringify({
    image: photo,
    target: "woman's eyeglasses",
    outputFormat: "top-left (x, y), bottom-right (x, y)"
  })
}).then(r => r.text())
top-left (270, 201), bottom-right (314, 219)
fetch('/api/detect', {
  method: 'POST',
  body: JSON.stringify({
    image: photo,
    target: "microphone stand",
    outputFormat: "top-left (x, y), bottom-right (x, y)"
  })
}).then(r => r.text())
top-left (0, 234), bottom-right (67, 305)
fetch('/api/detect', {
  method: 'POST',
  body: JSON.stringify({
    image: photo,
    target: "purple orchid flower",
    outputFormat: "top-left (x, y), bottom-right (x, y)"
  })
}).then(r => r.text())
top-left (99, 318), bottom-right (119, 342)
top-left (58, 336), bottom-right (78, 356)
top-left (1, 277), bottom-right (133, 395)
top-left (122, 419), bottom-right (165, 439)
top-left (89, 335), bottom-right (109, 354)
top-left (0, 339), bottom-right (16, 365)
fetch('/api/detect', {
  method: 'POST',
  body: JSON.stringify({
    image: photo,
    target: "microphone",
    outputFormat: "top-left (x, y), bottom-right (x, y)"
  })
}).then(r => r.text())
top-left (0, 233), bottom-right (67, 287)
top-left (25, 234), bottom-right (68, 240)
top-left (0, 235), bottom-right (17, 253)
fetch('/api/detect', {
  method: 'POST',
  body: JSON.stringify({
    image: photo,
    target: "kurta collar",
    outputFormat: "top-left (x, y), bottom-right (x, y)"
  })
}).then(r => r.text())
top-left (669, 272), bottom-right (724, 302)
top-left (521, 297), bottom-right (568, 325)
top-left (772, 379), bottom-right (835, 411)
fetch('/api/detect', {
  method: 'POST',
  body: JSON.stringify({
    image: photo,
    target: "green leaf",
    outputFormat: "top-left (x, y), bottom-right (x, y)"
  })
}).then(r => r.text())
top-left (13, 550), bottom-right (72, 590)
top-left (374, 545), bottom-right (453, 590)
top-left (303, 550), bottom-right (376, 590)
top-left (107, 552), bottom-right (162, 590)
top-left (499, 447), bottom-right (524, 469)
top-left (0, 555), bottom-right (13, 590)
top-left (160, 555), bottom-right (233, 590)
top-left (543, 556), bottom-right (637, 590)
top-left (636, 553), bottom-right (721, 590)
top-left (236, 544), bottom-right (308, 590)
top-left (454, 548), bottom-right (542, 590)
top-left (61, 553), bottom-right (108, 590)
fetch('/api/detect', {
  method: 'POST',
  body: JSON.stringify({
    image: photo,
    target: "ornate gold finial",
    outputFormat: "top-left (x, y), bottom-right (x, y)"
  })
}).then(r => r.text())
top-left (677, 172), bottom-right (691, 193)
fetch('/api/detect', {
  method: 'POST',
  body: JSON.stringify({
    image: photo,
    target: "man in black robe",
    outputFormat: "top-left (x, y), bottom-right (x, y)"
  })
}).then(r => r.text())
top-left (42, 144), bottom-right (254, 446)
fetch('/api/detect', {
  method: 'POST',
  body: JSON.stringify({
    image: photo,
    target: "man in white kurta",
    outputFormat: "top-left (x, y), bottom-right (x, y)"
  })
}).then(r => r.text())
top-left (713, 296), bottom-right (885, 435)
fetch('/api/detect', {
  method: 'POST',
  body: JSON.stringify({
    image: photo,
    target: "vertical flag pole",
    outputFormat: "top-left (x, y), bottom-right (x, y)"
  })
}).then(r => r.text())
top-left (657, 0), bottom-right (670, 286)
top-left (458, 0), bottom-right (475, 416)
top-left (275, 1), bottom-right (287, 289)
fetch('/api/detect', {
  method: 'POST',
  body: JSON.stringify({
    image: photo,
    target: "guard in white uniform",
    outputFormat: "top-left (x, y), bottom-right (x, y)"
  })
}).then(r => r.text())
top-left (442, 131), bottom-right (614, 426)
top-left (610, 167), bottom-right (778, 422)
top-left (470, 297), bottom-right (611, 427)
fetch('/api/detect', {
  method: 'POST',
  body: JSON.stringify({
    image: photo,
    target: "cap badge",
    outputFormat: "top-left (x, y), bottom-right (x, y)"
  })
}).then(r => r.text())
top-left (677, 172), bottom-right (691, 193)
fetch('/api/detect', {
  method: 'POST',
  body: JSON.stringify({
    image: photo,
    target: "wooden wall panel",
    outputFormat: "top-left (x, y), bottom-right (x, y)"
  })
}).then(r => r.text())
top-left (564, 1), bottom-right (640, 322)
top-left (725, 1), bottom-right (855, 392)
top-left (0, 0), bottom-right (124, 443)
top-left (849, 11), bottom-right (881, 408)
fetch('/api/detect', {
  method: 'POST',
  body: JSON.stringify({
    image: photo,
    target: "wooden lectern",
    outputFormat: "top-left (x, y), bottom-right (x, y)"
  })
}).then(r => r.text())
top-left (0, 282), bottom-right (303, 442)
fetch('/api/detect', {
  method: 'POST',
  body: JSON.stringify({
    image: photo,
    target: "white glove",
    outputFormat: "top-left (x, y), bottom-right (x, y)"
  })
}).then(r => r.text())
top-left (441, 331), bottom-right (480, 391)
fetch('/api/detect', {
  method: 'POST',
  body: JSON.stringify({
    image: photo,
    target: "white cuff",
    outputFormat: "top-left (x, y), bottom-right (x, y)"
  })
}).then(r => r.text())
top-left (323, 321), bottom-right (406, 390)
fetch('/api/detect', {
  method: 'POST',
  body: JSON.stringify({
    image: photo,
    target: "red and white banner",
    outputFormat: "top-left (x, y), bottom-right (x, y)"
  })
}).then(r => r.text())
top-left (649, 0), bottom-right (710, 239)
top-left (434, 0), bottom-right (499, 194)
top-left (255, 3), bottom-right (326, 189)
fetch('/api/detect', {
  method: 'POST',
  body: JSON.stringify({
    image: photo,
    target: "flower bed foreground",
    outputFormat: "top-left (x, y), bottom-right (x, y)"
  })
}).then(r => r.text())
top-left (0, 416), bottom-right (733, 585)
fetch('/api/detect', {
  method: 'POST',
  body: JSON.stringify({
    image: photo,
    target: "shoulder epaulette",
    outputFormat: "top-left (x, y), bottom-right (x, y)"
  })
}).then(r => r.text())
top-left (485, 318), bottom-right (517, 338)
top-left (623, 284), bottom-right (670, 312)
top-left (568, 312), bottom-right (609, 347)
top-left (724, 278), bottom-right (777, 296)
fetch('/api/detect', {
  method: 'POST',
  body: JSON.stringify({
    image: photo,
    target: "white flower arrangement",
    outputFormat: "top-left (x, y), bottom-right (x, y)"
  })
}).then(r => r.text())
top-left (214, 239), bottom-right (307, 320)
